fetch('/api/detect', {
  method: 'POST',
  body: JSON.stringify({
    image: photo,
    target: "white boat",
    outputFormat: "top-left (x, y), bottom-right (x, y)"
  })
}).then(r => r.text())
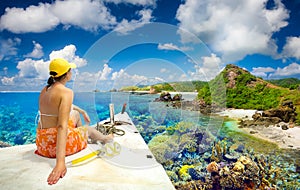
top-left (0, 112), bottom-right (175, 190)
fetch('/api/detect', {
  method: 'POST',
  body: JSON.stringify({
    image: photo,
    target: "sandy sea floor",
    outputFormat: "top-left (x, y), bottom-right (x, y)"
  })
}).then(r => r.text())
top-left (217, 109), bottom-right (300, 150)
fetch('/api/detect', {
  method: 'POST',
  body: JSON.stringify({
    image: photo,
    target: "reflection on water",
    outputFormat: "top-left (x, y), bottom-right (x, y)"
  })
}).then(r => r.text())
top-left (0, 92), bottom-right (299, 188)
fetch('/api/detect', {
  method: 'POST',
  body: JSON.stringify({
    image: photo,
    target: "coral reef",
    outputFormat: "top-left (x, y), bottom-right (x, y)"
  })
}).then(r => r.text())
top-left (0, 106), bottom-right (36, 146)
top-left (206, 161), bottom-right (219, 173)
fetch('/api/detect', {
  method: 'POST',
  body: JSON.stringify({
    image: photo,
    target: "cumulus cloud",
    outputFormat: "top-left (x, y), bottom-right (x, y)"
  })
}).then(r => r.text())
top-left (269, 62), bottom-right (300, 78)
top-left (1, 44), bottom-right (88, 90)
top-left (0, 0), bottom-right (154, 34)
top-left (188, 53), bottom-right (222, 81)
top-left (157, 43), bottom-right (192, 51)
top-left (49, 44), bottom-right (87, 67)
top-left (251, 66), bottom-right (275, 78)
top-left (0, 3), bottom-right (59, 33)
top-left (72, 63), bottom-right (113, 91)
top-left (282, 36), bottom-right (300, 59)
top-left (114, 9), bottom-right (153, 34)
top-left (111, 69), bottom-right (148, 89)
top-left (16, 58), bottom-right (48, 79)
top-left (99, 64), bottom-right (113, 80)
top-left (51, 0), bottom-right (117, 31)
top-left (24, 41), bottom-right (44, 58)
top-left (160, 68), bottom-right (168, 73)
top-left (103, 0), bottom-right (156, 6)
top-left (0, 0), bottom-right (116, 33)
top-left (176, 0), bottom-right (289, 62)
top-left (0, 37), bottom-right (21, 61)
top-left (1, 76), bottom-right (15, 85)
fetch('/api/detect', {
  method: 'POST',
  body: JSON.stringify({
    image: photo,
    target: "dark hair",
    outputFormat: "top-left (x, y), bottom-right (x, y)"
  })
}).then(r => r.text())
top-left (46, 69), bottom-right (70, 90)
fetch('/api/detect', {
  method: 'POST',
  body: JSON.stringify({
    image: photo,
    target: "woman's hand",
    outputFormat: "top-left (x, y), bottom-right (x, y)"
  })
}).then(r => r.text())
top-left (82, 111), bottom-right (91, 125)
top-left (47, 163), bottom-right (67, 185)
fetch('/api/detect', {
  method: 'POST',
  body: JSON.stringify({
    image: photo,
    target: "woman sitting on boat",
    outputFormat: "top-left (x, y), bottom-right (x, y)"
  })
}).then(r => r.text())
top-left (35, 58), bottom-right (113, 185)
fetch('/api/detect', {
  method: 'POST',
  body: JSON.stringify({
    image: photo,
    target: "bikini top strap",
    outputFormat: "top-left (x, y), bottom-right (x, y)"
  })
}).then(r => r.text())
top-left (37, 110), bottom-right (58, 129)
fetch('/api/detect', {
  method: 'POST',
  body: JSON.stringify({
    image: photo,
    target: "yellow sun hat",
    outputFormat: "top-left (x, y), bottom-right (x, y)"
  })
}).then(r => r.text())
top-left (49, 58), bottom-right (76, 77)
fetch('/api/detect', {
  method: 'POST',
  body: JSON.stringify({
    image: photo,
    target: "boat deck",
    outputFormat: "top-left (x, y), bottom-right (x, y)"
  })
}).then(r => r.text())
top-left (0, 112), bottom-right (175, 190)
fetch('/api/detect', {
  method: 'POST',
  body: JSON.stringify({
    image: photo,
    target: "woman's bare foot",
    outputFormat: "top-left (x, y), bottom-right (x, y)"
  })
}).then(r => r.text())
top-left (103, 134), bottom-right (114, 143)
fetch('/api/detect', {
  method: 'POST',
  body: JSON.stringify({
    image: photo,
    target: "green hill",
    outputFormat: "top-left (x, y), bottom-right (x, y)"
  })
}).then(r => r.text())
top-left (267, 78), bottom-right (300, 89)
top-left (120, 81), bottom-right (207, 92)
top-left (198, 64), bottom-right (289, 110)
top-left (198, 64), bottom-right (300, 122)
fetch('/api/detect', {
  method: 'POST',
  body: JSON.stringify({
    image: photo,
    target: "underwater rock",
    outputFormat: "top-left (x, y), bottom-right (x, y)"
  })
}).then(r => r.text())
top-left (0, 140), bottom-right (11, 148)
top-left (236, 144), bottom-right (245, 153)
top-left (188, 168), bottom-right (205, 181)
top-left (281, 124), bottom-right (289, 130)
top-left (14, 133), bottom-right (26, 145)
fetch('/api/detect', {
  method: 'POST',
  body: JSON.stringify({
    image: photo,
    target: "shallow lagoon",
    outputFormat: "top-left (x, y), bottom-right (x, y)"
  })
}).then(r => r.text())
top-left (0, 92), bottom-right (299, 189)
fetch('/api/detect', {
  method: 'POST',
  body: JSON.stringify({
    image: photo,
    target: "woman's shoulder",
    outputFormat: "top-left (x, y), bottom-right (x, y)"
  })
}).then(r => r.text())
top-left (59, 86), bottom-right (73, 95)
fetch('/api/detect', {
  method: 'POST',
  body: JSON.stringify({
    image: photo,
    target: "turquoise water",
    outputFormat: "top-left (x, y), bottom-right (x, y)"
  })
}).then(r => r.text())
top-left (0, 91), bottom-right (205, 145)
top-left (1, 92), bottom-right (299, 189)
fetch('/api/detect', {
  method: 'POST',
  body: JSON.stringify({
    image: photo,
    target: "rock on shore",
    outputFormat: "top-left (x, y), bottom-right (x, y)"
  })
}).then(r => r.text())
top-left (218, 108), bottom-right (300, 149)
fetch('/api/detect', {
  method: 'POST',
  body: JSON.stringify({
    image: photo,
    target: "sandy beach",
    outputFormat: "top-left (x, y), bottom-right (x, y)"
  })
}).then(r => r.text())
top-left (218, 109), bottom-right (300, 150)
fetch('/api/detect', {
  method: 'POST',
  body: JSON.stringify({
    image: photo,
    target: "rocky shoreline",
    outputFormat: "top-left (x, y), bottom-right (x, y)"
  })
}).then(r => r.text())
top-left (157, 92), bottom-right (300, 150)
top-left (218, 109), bottom-right (300, 150)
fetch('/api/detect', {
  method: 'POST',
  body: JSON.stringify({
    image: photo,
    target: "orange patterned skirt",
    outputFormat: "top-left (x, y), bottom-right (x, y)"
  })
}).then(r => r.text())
top-left (35, 119), bottom-right (88, 158)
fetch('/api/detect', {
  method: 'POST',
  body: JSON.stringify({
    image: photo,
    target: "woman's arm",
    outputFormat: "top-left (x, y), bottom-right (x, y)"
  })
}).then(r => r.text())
top-left (47, 89), bottom-right (73, 185)
top-left (72, 104), bottom-right (90, 125)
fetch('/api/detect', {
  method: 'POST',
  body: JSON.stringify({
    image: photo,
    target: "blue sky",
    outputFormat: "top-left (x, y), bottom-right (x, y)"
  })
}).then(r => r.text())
top-left (0, 0), bottom-right (300, 91)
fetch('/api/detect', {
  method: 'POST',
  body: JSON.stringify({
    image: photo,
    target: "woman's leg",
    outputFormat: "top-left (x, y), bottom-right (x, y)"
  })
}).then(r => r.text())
top-left (87, 126), bottom-right (113, 143)
top-left (70, 110), bottom-right (82, 127)
top-left (71, 110), bottom-right (113, 143)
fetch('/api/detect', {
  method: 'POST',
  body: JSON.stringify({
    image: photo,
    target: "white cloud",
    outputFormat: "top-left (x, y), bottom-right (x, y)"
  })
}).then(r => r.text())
top-left (51, 0), bottom-right (117, 31)
top-left (16, 58), bottom-right (48, 79)
top-left (0, 3), bottom-right (59, 33)
top-left (72, 71), bottom-right (100, 91)
top-left (114, 9), bottom-right (153, 34)
top-left (282, 36), bottom-right (300, 59)
top-left (103, 0), bottom-right (156, 6)
top-left (1, 76), bottom-right (15, 85)
top-left (111, 69), bottom-right (148, 89)
top-left (24, 41), bottom-right (44, 58)
top-left (72, 63), bottom-right (112, 91)
top-left (176, 0), bottom-right (289, 62)
top-left (158, 43), bottom-right (179, 51)
top-left (188, 53), bottom-right (222, 81)
top-left (0, 0), bottom-right (154, 34)
top-left (157, 43), bottom-right (193, 52)
top-left (160, 68), bottom-right (168, 73)
top-left (0, 37), bottom-right (21, 61)
top-left (104, 0), bottom-right (156, 6)
top-left (49, 44), bottom-right (87, 67)
top-left (0, 0), bottom-right (116, 33)
top-left (269, 62), bottom-right (300, 78)
top-left (0, 44), bottom-right (87, 90)
top-left (251, 66), bottom-right (275, 77)
top-left (3, 67), bottom-right (8, 75)
top-left (99, 64), bottom-right (113, 80)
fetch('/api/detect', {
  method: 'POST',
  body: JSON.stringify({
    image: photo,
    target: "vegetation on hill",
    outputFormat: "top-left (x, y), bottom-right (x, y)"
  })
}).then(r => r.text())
top-left (120, 81), bottom-right (207, 92)
top-left (197, 64), bottom-right (300, 124)
top-left (197, 64), bottom-right (289, 110)
top-left (267, 78), bottom-right (300, 89)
